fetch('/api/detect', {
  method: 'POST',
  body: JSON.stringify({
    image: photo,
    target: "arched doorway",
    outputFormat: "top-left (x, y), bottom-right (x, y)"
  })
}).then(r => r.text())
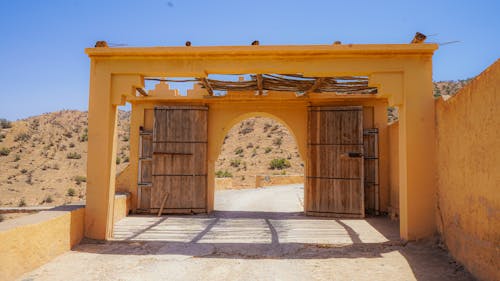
top-left (213, 116), bottom-right (305, 212)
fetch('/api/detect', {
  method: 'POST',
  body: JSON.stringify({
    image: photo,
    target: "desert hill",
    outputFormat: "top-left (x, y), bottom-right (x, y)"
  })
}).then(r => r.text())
top-left (0, 110), bottom-right (303, 207)
top-left (0, 110), bottom-right (130, 207)
top-left (0, 80), bottom-right (469, 208)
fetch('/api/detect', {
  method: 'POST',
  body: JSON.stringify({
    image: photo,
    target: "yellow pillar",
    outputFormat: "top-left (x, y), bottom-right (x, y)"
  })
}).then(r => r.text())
top-left (398, 58), bottom-right (437, 240)
top-left (85, 64), bottom-right (119, 240)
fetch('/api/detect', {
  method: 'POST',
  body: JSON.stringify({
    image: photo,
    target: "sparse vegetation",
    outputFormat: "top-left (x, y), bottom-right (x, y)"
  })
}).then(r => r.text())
top-left (67, 188), bottom-right (76, 197)
top-left (20, 168), bottom-right (28, 174)
top-left (269, 158), bottom-right (291, 170)
top-left (18, 198), bottom-right (27, 207)
top-left (215, 170), bottom-right (233, 178)
top-left (0, 118), bottom-right (12, 129)
top-left (230, 158), bottom-right (242, 168)
top-left (264, 147), bottom-right (272, 153)
top-left (234, 147), bottom-right (244, 156)
top-left (0, 147), bottom-right (10, 156)
top-left (41, 195), bottom-right (53, 204)
top-left (67, 152), bottom-right (82, 159)
top-left (14, 132), bottom-right (31, 142)
top-left (74, 176), bottom-right (87, 185)
top-left (79, 128), bottom-right (88, 142)
top-left (116, 157), bottom-right (121, 164)
top-left (273, 137), bottom-right (283, 146)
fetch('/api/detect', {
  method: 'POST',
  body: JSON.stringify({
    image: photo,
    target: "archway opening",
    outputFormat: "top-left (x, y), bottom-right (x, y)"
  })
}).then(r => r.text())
top-left (214, 116), bottom-right (305, 213)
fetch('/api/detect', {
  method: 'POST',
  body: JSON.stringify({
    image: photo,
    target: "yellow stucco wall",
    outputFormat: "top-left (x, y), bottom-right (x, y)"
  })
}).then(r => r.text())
top-left (435, 59), bottom-right (500, 281)
top-left (215, 178), bottom-right (233, 190)
top-left (255, 175), bottom-right (305, 187)
top-left (0, 205), bottom-right (85, 281)
top-left (388, 122), bottom-right (399, 219)
top-left (113, 192), bottom-right (131, 223)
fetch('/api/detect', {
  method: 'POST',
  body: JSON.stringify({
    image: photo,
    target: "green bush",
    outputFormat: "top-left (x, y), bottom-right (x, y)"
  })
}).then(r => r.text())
top-left (215, 170), bottom-right (233, 178)
top-left (234, 147), bottom-right (244, 155)
top-left (74, 176), bottom-right (87, 185)
top-left (67, 152), bottom-right (82, 159)
top-left (79, 128), bottom-right (88, 142)
top-left (18, 198), bottom-right (27, 207)
top-left (44, 195), bottom-right (53, 203)
top-left (67, 188), bottom-right (76, 197)
top-left (0, 147), bottom-right (10, 156)
top-left (230, 158), bottom-right (241, 167)
top-left (269, 158), bottom-right (291, 170)
top-left (116, 157), bottom-right (121, 164)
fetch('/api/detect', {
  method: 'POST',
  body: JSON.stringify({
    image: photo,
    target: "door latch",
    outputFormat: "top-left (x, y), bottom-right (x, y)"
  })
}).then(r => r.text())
top-left (348, 152), bottom-right (363, 158)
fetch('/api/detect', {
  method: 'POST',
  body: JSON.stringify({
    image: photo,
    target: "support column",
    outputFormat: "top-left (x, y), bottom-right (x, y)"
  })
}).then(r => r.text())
top-left (398, 58), bottom-right (437, 240)
top-left (85, 64), bottom-right (119, 240)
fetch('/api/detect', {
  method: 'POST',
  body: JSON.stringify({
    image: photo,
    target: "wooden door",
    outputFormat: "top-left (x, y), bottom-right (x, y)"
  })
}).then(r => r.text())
top-left (307, 106), bottom-right (364, 217)
top-left (151, 106), bottom-right (208, 214)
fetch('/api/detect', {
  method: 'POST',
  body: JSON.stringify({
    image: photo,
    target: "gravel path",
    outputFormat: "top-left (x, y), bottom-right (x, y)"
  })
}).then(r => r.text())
top-left (19, 185), bottom-right (473, 281)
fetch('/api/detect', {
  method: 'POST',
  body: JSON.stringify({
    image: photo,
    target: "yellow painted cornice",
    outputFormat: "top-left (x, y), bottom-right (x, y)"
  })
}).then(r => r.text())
top-left (85, 44), bottom-right (438, 58)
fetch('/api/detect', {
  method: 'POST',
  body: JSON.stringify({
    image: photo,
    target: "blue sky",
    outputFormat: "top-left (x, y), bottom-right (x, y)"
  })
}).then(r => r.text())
top-left (0, 0), bottom-right (498, 120)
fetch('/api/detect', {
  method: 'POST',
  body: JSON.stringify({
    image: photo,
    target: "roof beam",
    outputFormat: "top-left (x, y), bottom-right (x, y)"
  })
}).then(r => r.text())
top-left (136, 87), bottom-right (148, 96)
top-left (256, 74), bottom-right (264, 95)
top-left (200, 78), bottom-right (214, 96)
top-left (305, 77), bottom-right (324, 95)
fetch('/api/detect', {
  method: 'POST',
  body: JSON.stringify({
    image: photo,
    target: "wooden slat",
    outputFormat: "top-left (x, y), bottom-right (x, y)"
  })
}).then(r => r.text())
top-left (200, 78), bottom-right (214, 96)
top-left (138, 184), bottom-right (151, 210)
top-left (306, 77), bottom-right (324, 95)
top-left (140, 159), bottom-right (152, 183)
top-left (256, 74), bottom-right (264, 95)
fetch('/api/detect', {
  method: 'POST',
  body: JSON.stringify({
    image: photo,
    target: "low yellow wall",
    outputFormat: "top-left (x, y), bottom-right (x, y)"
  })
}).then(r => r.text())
top-left (215, 178), bottom-right (233, 190)
top-left (388, 122), bottom-right (399, 220)
top-left (435, 59), bottom-right (499, 281)
top-left (113, 192), bottom-right (131, 223)
top-left (255, 175), bottom-right (304, 187)
top-left (0, 204), bottom-right (85, 281)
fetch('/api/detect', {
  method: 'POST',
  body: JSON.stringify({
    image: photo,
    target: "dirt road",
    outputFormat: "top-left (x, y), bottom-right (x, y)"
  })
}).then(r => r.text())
top-left (19, 185), bottom-right (473, 281)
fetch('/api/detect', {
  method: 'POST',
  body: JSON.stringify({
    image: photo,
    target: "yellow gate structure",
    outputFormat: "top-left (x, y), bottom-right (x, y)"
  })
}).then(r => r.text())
top-left (84, 42), bottom-right (438, 241)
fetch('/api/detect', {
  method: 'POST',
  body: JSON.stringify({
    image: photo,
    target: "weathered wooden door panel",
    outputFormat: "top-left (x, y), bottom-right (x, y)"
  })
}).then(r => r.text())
top-left (307, 106), bottom-right (364, 217)
top-left (151, 106), bottom-right (208, 213)
top-left (363, 128), bottom-right (379, 214)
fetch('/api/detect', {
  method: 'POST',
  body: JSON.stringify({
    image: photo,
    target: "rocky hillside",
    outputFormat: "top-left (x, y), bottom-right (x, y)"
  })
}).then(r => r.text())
top-left (0, 110), bottom-right (130, 207)
top-left (0, 110), bottom-right (302, 207)
top-left (0, 80), bottom-right (469, 208)
top-left (216, 117), bottom-right (304, 188)
top-left (434, 79), bottom-right (471, 97)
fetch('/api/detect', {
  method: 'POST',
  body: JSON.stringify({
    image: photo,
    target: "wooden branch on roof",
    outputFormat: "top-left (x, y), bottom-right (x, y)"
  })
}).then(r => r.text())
top-left (411, 32), bottom-right (427, 44)
top-left (200, 78), bottom-right (214, 96)
top-left (136, 88), bottom-right (148, 96)
top-left (256, 74), bottom-right (263, 95)
top-left (306, 78), bottom-right (324, 95)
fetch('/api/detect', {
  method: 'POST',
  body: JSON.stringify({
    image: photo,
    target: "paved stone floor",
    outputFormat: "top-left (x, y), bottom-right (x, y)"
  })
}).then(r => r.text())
top-left (19, 185), bottom-right (473, 281)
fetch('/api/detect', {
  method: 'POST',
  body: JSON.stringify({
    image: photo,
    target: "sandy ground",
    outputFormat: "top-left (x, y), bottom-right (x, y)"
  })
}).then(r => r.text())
top-left (19, 185), bottom-right (473, 281)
